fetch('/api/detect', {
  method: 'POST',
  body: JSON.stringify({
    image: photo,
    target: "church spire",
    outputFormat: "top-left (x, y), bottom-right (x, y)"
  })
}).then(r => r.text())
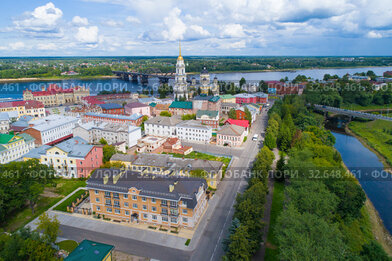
top-left (177, 40), bottom-right (183, 61)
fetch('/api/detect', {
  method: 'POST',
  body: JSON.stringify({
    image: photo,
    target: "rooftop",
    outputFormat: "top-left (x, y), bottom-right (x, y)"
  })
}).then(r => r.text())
top-left (99, 103), bottom-right (123, 110)
top-left (84, 112), bottom-right (143, 121)
top-left (145, 115), bottom-right (182, 126)
top-left (225, 118), bottom-right (249, 128)
top-left (65, 239), bottom-right (114, 261)
top-left (30, 115), bottom-right (78, 132)
top-left (125, 102), bottom-right (149, 109)
top-left (169, 101), bottom-right (193, 109)
top-left (218, 124), bottom-right (245, 136)
top-left (196, 110), bottom-right (219, 119)
top-left (177, 120), bottom-right (212, 130)
top-left (219, 94), bottom-right (235, 99)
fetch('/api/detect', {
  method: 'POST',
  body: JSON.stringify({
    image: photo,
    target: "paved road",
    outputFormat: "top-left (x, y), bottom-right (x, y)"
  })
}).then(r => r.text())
top-left (182, 141), bottom-right (244, 157)
top-left (56, 112), bottom-right (269, 261)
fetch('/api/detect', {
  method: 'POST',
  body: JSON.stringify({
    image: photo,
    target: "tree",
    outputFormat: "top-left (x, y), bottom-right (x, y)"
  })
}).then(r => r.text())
top-left (99, 138), bottom-right (108, 145)
top-left (225, 225), bottom-right (255, 261)
top-left (140, 115), bottom-right (149, 131)
top-left (244, 107), bottom-right (252, 126)
top-left (264, 132), bottom-right (277, 150)
top-left (36, 213), bottom-right (60, 244)
top-left (259, 80), bottom-right (268, 93)
top-left (160, 111), bottom-right (172, 117)
top-left (182, 114), bottom-right (196, 120)
top-left (239, 77), bottom-right (246, 87)
top-left (26, 183), bottom-right (44, 214)
top-left (103, 145), bottom-right (116, 163)
top-left (228, 108), bottom-right (237, 119)
top-left (277, 125), bottom-right (292, 152)
top-left (360, 240), bottom-right (391, 261)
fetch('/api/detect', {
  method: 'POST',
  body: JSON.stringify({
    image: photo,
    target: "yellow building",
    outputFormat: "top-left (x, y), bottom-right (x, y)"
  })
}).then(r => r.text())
top-left (87, 168), bottom-right (208, 229)
top-left (219, 94), bottom-right (236, 104)
top-left (0, 132), bottom-right (35, 164)
top-left (23, 84), bottom-right (89, 107)
top-left (0, 100), bottom-right (46, 119)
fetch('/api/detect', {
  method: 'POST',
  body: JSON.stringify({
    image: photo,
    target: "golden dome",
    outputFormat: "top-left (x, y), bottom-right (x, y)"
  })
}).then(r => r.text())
top-left (177, 40), bottom-right (183, 60)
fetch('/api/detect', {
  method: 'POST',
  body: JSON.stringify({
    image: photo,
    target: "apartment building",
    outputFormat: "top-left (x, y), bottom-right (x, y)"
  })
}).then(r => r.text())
top-left (22, 115), bottom-right (79, 146)
top-left (192, 96), bottom-right (222, 114)
top-left (124, 102), bottom-right (151, 117)
top-left (219, 94), bottom-right (236, 104)
top-left (23, 84), bottom-right (89, 106)
top-left (216, 125), bottom-right (246, 147)
top-left (0, 100), bottom-right (46, 119)
top-left (176, 120), bottom-right (212, 143)
top-left (87, 168), bottom-right (208, 228)
top-left (73, 121), bottom-right (141, 148)
top-left (24, 137), bottom-right (103, 178)
top-left (144, 116), bottom-right (182, 137)
top-left (196, 110), bottom-right (219, 128)
top-left (221, 102), bottom-right (239, 114)
top-left (82, 112), bottom-right (143, 126)
top-left (0, 133), bottom-right (35, 164)
top-left (169, 101), bottom-right (193, 116)
top-left (0, 113), bottom-right (10, 133)
top-left (98, 103), bottom-right (124, 114)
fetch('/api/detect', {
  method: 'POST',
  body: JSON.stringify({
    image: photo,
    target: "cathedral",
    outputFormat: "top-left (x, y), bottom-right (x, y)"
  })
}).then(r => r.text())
top-left (173, 42), bottom-right (219, 100)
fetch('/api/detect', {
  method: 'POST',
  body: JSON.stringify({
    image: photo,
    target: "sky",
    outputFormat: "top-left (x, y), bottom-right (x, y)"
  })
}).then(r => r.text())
top-left (0, 0), bottom-right (391, 56)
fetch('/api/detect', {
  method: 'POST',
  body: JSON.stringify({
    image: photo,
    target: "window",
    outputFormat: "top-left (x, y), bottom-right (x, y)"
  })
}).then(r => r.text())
top-left (115, 209), bottom-right (121, 214)
top-left (125, 210), bottom-right (130, 215)
top-left (114, 200), bottom-right (120, 208)
top-left (104, 191), bottom-right (111, 198)
top-left (152, 206), bottom-right (157, 212)
top-left (96, 198), bottom-right (100, 202)
top-left (124, 202), bottom-right (129, 207)
top-left (106, 207), bottom-right (112, 212)
top-left (152, 215), bottom-right (157, 220)
top-left (113, 193), bottom-right (119, 199)
top-left (161, 200), bottom-right (167, 206)
top-left (162, 216), bottom-right (168, 222)
top-left (143, 214), bottom-right (148, 219)
top-left (105, 199), bottom-right (111, 206)
top-left (183, 217), bottom-right (188, 223)
top-left (151, 198), bottom-right (156, 203)
top-left (171, 217), bottom-right (177, 223)
top-left (123, 194), bottom-right (128, 199)
top-left (133, 203), bottom-right (138, 209)
top-left (97, 206), bottom-right (101, 211)
top-left (183, 209), bottom-right (188, 214)
top-left (142, 197), bottom-right (146, 202)
top-left (161, 208), bottom-right (168, 215)
top-left (132, 195), bottom-right (137, 200)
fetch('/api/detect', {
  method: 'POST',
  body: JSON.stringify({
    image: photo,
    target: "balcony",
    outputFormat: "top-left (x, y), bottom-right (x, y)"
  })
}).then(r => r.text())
top-left (169, 212), bottom-right (179, 217)
top-left (104, 194), bottom-right (111, 199)
top-left (161, 203), bottom-right (168, 207)
top-left (105, 203), bottom-right (112, 207)
top-left (169, 204), bottom-right (178, 209)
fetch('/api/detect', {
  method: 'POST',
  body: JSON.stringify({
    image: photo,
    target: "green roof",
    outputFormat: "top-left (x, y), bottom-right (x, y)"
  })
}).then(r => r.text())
top-left (0, 134), bottom-right (14, 144)
top-left (19, 133), bottom-right (35, 142)
top-left (196, 110), bottom-right (219, 118)
top-left (149, 102), bottom-right (157, 107)
top-left (219, 94), bottom-right (235, 100)
top-left (65, 240), bottom-right (114, 261)
top-left (209, 96), bottom-right (221, 103)
top-left (169, 101), bottom-right (193, 109)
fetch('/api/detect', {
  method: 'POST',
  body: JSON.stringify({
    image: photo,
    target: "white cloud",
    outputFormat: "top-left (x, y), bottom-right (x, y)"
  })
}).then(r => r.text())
top-left (367, 31), bottom-right (382, 39)
top-left (37, 43), bottom-right (58, 50)
top-left (76, 26), bottom-right (99, 43)
top-left (13, 2), bottom-right (63, 36)
top-left (220, 24), bottom-right (246, 38)
top-left (126, 16), bottom-right (141, 24)
top-left (102, 20), bottom-right (123, 27)
top-left (189, 25), bottom-right (210, 37)
top-left (162, 8), bottom-right (187, 40)
top-left (10, 42), bottom-right (26, 50)
top-left (223, 40), bottom-right (246, 49)
top-left (72, 16), bottom-right (89, 26)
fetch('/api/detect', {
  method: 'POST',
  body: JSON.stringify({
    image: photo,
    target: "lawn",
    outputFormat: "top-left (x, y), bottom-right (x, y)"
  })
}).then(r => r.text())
top-left (264, 182), bottom-right (285, 261)
top-left (2, 196), bottom-right (62, 232)
top-left (57, 240), bottom-right (78, 252)
top-left (53, 189), bottom-right (87, 212)
top-left (49, 178), bottom-right (87, 196)
top-left (349, 119), bottom-right (392, 166)
top-left (341, 103), bottom-right (392, 111)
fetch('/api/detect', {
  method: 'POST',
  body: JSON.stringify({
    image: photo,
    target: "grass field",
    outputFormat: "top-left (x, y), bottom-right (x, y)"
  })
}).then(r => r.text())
top-left (57, 240), bottom-right (79, 252)
top-left (53, 189), bottom-right (87, 212)
top-left (349, 119), bottom-right (392, 166)
top-left (341, 104), bottom-right (392, 111)
top-left (49, 178), bottom-right (87, 196)
top-left (264, 182), bottom-right (285, 261)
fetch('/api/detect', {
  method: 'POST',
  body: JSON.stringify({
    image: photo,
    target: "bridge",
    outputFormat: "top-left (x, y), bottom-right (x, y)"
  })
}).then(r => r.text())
top-left (113, 68), bottom-right (175, 84)
top-left (313, 104), bottom-right (392, 122)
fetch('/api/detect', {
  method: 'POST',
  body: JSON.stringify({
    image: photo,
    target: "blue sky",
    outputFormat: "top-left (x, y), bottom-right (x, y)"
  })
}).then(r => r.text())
top-left (0, 0), bottom-right (391, 56)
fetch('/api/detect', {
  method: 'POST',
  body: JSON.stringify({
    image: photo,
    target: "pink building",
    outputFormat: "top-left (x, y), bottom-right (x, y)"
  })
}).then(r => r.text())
top-left (234, 93), bottom-right (257, 104)
top-left (76, 146), bottom-right (103, 178)
top-left (124, 102), bottom-right (151, 117)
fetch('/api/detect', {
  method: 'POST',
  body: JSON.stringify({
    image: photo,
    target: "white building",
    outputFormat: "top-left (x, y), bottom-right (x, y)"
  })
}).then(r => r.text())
top-left (176, 120), bottom-right (212, 143)
top-left (0, 133), bottom-right (35, 164)
top-left (0, 113), bottom-right (10, 133)
top-left (144, 116), bottom-right (182, 137)
top-left (23, 115), bottom-right (79, 146)
top-left (73, 121), bottom-right (141, 148)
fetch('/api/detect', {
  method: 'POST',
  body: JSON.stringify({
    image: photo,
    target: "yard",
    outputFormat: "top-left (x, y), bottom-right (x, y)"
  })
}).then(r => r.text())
top-left (1, 178), bottom-right (86, 232)
top-left (349, 119), bottom-right (392, 166)
top-left (53, 189), bottom-right (87, 212)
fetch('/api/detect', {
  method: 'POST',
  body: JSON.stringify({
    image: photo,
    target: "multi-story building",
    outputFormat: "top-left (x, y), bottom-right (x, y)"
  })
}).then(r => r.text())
top-left (22, 115), bottom-right (79, 146)
top-left (219, 94), bottom-right (236, 104)
top-left (98, 103), bottom-right (124, 114)
top-left (192, 96), bottom-right (221, 114)
top-left (82, 112), bottom-right (143, 126)
top-left (23, 137), bottom-right (103, 178)
top-left (149, 103), bottom-right (170, 116)
top-left (87, 168), bottom-right (208, 228)
top-left (196, 110), bottom-right (219, 128)
top-left (225, 119), bottom-right (249, 135)
top-left (0, 100), bottom-right (46, 119)
top-left (144, 116), bottom-right (182, 137)
top-left (234, 93), bottom-right (257, 104)
top-left (221, 102), bottom-right (239, 115)
top-left (136, 136), bottom-right (167, 153)
top-left (0, 133), bottom-right (35, 164)
top-left (169, 101), bottom-right (193, 116)
top-left (253, 92), bottom-right (269, 104)
top-left (73, 121), bottom-right (141, 148)
top-left (0, 113), bottom-right (10, 133)
top-left (176, 120), bottom-right (212, 143)
top-left (23, 84), bottom-right (89, 106)
top-left (124, 102), bottom-right (151, 117)
top-left (217, 125), bottom-right (246, 147)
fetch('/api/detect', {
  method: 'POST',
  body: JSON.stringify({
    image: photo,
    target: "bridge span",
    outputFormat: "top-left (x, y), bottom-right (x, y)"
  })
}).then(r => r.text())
top-left (113, 69), bottom-right (175, 84)
top-left (313, 104), bottom-right (392, 122)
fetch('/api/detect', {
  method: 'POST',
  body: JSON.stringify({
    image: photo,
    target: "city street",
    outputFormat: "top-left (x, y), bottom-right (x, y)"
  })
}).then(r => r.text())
top-left (55, 111), bottom-right (269, 261)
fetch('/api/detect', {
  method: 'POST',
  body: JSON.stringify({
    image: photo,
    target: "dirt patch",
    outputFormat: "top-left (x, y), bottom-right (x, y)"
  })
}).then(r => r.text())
top-left (112, 250), bottom-right (149, 261)
top-left (42, 188), bottom-right (61, 198)
top-left (265, 241), bottom-right (277, 250)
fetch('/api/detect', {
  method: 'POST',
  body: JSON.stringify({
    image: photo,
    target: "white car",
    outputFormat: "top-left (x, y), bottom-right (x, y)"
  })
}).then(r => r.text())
top-left (252, 134), bottom-right (258, 141)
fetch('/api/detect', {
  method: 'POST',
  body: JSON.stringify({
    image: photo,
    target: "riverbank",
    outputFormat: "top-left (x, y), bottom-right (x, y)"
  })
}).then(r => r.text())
top-left (346, 120), bottom-right (392, 169)
top-left (0, 75), bottom-right (117, 83)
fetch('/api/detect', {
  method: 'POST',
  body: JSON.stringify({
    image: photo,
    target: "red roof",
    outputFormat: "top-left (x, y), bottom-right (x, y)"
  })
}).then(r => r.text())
top-left (0, 100), bottom-right (44, 109)
top-left (82, 96), bottom-right (105, 105)
top-left (225, 118), bottom-right (249, 128)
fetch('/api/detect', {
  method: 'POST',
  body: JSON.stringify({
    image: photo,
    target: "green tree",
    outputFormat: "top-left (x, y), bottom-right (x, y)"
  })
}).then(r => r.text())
top-left (26, 183), bottom-right (44, 214)
top-left (277, 125), bottom-right (292, 152)
top-left (160, 111), bottom-right (172, 117)
top-left (228, 108), bottom-right (237, 119)
top-left (239, 77), bottom-right (246, 87)
top-left (182, 114), bottom-right (196, 120)
top-left (140, 115), bottom-right (149, 131)
top-left (103, 145), bottom-right (116, 163)
top-left (244, 107), bottom-right (252, 126)
top-left (225, 225), bottom-right (254, 261)
top-left (36, 213), bottom-right (60, 244)
top-left (264, 132), bottom-right (277, 150)
top-left (99, 138), bottom-right (108, 145)
top-left (360, 240), bottom-right (391, 261)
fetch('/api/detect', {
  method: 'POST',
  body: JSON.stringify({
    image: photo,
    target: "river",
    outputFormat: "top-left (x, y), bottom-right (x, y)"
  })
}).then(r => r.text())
top-left (332, 131), bottom-right (392, 234)
top-left (1, 66), bottom-right (392, 100)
